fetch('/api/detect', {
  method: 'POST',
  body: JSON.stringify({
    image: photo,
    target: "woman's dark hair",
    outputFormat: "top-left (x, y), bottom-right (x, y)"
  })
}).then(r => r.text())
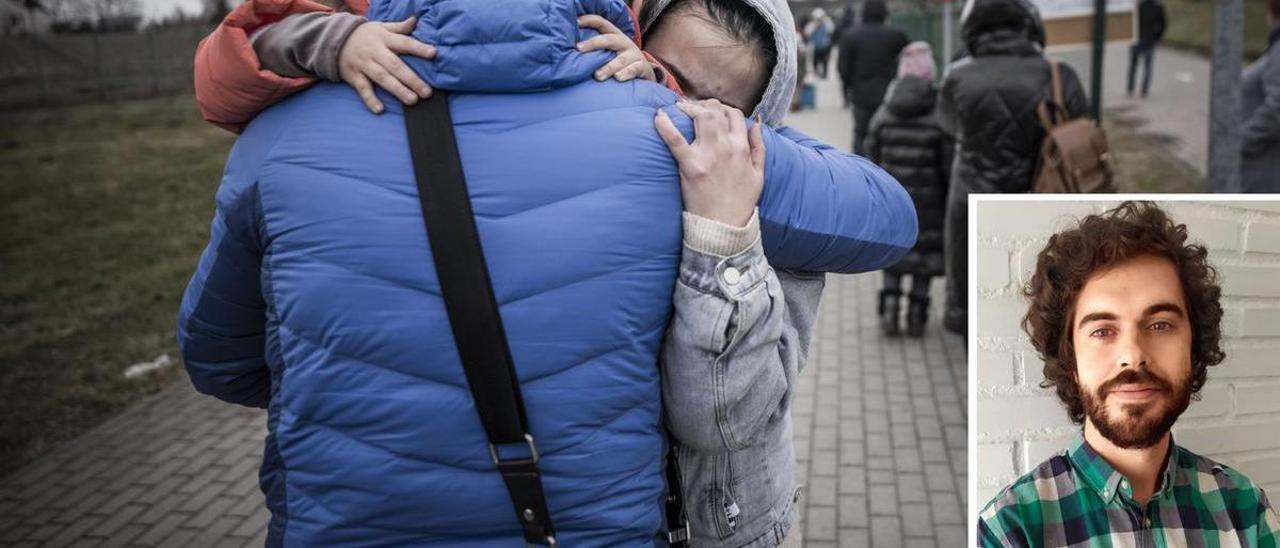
top-left (1270, 0), bottom-right (1280, 21)
top-left (641, 0), bottom-right (778, 96)
top-left (1021, 202), bottom-right (1225, 424)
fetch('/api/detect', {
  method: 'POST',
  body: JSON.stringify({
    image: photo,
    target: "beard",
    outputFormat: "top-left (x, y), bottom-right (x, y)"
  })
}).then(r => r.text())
top-left (1079, 367), bottom-right (1192, 449)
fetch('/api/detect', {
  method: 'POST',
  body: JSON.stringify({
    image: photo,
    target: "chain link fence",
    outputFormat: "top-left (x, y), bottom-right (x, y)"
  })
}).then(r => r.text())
top-left (0, 23), bottom-right (214, 109)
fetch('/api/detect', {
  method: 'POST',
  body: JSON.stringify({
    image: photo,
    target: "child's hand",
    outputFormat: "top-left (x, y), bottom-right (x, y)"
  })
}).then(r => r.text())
top-left (576, 15), bottom-right (655, 83)
top-left (338, 17), bottom-right (437, 113)
top-left (654, 100), bottom-right (765, 228)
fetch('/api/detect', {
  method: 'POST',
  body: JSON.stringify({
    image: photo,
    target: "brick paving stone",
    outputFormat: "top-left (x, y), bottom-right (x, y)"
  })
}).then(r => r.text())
top-left (0, 523), bottom-right (36, 543)
top-left (186, 496), bottom-right (242, 530)
top-left (837, 528), bottom-right (869, 548)
top-left (232, 505), bottom-right (271, 538)
top-left (160, 527), bottom-right (200, 547)
top-left (905, 538), bottom-right (937, 548)
top-left (44, 515), bottom-right (104, 547)
top-left (55, 491), bottom-right (110, 525)
top-left (870, 515), bottom-right (902, 548)
top-left (104, 523), bottom-right (149, 546)
top-left (838, 496), bottom-right (868, 528)
top-left (89, 503), bottom-right (148, 538)
top-left (136, 512), bottom-right (192, 546)
top-left (805, 506), bottom-right (838, 541)
top-left (901, 503), bottom-right (933, 536)
top-left (189, 515), bottom-right (243, 547)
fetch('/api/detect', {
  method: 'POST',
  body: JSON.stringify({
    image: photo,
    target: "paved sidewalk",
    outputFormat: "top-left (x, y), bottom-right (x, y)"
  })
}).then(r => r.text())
top-left (1053, 43), bottom-right (1211, 174)
top-left (0, 70), bottom-right (968, 547)
top-left (0, 386), bottom-right (269, 546)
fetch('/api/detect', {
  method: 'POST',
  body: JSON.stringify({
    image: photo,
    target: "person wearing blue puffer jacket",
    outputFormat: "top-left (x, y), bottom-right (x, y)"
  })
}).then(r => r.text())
top-left (178, 0), bottom-right (916, 545)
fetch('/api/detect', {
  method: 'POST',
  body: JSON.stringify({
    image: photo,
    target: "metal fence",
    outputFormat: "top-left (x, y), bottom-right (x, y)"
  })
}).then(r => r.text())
top-left (889, 6), bottom-right (962, 69)
top-left (0, 23), bottom-right (214, 109)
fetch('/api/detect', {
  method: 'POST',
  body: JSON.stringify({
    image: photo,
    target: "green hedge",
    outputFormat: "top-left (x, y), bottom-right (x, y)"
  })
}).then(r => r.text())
top-left (1163, 0), bottom-right (1271, 61)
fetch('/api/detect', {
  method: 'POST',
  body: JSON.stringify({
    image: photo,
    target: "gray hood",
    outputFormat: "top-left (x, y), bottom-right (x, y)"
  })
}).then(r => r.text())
top-left (639, 0), bottom-right (797, 126)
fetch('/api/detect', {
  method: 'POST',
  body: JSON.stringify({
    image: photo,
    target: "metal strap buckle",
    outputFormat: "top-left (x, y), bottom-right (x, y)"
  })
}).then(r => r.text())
top-left (667, 521), bottom-right (691, 544)
top-left (490, 433), bottom-right (539, 465)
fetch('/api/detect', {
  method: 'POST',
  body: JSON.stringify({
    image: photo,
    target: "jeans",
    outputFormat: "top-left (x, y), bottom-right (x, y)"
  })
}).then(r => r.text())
top-left (813, 47), bottom-right (831, 79)
top-left (1127, 42), bottom-right (1156, 95)
top-left (853, 103), bottom-right (876, 156)
top-left (882, 271), bottom-right (933, 299)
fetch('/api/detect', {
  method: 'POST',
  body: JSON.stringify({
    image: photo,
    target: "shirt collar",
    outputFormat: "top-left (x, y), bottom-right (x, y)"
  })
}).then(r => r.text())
top-left (1067, 431), bottom-right (1180, 505)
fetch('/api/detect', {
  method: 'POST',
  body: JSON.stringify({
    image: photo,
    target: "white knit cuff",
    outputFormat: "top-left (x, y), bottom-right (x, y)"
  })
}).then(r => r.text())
top-left (682, 208), bottom-right (761, 258)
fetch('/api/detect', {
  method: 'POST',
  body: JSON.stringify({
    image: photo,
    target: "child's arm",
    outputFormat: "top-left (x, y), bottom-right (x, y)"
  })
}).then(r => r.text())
top-left (194, 0), bottom-right (435, 132)
top-left (194, 0), bottom-right (338, 132)
top-left (254, 13), bottom-right (435, 113)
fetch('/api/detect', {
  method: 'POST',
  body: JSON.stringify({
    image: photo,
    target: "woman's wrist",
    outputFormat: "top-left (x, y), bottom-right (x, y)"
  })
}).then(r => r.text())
top-left (682, 208), bottom-right (760, 258)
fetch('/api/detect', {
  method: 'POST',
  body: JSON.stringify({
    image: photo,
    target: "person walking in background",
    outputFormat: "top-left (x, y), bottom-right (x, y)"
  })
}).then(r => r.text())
top-left (805, 7), bottom-right (835, 79)
top-left (831, 1), bottom-right (856, 48)
top-left (1241, 0), bottom-right (1280, 192)
top-left (793, 18), bottom-right (809, 112)
top-left (866, 42), bottom-right (952, 337)
top-left (937, 0), bottom-right (1088, 336)
top-left (837, 0), bottom-right (909, 155)
top-left (1126, 0), bottom-right (1166, 98)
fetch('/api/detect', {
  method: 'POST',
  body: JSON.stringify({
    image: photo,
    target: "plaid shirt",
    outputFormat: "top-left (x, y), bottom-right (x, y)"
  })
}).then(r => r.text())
top-left (978, 433), bottom-right (1280, 547)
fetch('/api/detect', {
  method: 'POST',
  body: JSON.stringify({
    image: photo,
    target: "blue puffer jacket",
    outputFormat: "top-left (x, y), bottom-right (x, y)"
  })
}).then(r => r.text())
top-left (178, 0), bottom-right (915, 545)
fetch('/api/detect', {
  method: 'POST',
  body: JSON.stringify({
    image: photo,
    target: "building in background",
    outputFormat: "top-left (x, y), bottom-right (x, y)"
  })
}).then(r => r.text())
top-left (1035, 0), bottom-right (1135, 46)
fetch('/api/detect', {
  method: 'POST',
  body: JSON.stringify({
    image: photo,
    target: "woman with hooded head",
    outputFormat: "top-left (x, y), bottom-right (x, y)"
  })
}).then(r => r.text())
top-left (936, 0), bottom-right (1088, 336)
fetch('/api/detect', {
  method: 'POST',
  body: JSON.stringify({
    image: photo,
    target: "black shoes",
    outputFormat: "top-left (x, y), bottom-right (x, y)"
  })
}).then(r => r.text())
top-left (878, 289), bottom-right (901, 337)
top-left (906, 296), bottom-right (929, 338)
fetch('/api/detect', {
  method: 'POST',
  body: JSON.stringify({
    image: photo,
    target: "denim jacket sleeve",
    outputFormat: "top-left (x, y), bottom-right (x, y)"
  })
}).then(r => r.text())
top-left (660, 232), bottom-right (791, 454)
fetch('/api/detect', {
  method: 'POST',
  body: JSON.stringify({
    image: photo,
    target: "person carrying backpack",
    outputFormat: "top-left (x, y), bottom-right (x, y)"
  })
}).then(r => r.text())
top-left (936, 0), bottom-right (1088, 337)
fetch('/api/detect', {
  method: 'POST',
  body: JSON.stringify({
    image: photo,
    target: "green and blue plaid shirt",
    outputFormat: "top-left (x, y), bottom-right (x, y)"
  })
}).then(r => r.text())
top-left (978, 433), bottom-right (1280, 547)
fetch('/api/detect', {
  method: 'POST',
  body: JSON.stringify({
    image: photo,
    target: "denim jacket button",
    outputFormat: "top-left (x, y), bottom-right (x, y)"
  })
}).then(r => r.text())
top-left (722, 266), bottom-right (742, 286)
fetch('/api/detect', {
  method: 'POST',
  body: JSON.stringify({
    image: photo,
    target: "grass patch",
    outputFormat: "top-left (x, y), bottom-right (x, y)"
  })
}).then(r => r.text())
top-left (1103, 105), bottom-right (1205, 192)
top-left (1163, 0), bottom-right (1272, 61)
top-left (0, 95), bottom-right (234, 474)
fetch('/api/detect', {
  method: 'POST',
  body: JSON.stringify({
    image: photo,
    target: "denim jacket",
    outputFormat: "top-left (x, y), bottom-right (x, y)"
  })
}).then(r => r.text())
top-left (662, 235), bottom-right (824, 547)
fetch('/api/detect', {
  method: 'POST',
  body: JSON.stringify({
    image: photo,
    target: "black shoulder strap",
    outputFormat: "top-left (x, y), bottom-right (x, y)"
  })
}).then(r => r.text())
top-left (405, 93), bottom-right (557, 547)
top-left (665, 440), bottom-right (690, 546)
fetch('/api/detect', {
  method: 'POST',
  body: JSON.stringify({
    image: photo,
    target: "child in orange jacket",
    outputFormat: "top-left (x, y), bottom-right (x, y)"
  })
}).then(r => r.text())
top-left (194, 0), bottom-right (673, 132)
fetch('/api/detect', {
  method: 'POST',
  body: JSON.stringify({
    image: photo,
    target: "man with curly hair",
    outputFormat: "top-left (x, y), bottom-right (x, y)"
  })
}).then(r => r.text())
top-left (977, 202), bottom-right (1280, 547)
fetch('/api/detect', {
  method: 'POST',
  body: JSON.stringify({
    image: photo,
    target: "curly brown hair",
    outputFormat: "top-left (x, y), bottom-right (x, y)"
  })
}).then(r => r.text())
top-left (1021, 201), bottom-right (1225, 424)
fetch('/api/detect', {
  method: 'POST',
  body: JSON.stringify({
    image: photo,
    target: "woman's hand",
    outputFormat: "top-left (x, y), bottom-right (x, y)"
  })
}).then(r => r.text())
top-left (654, 99), bottom-right (765, 227)
top-left (576, 15), bottom-right (656, 83)
top-left (338, 17), bottom-right (437, 113)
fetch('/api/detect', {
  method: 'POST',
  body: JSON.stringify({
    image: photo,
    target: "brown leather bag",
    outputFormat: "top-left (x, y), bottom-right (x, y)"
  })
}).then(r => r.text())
top-left (1032, 60), bottom-right (1115, 193)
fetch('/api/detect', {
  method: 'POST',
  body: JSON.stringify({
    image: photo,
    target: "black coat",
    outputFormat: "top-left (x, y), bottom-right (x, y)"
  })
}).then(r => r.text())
top-left (1137, 0), bottom-right (1167, 46)
top-left (937, 0), bottom-right (1089, 325)
top-left (938, 3), bottom-right (1088, 196)
top-left (837, 23), bottom-right (910, 108)
top-left (866, 77), bottom-right (951, 277)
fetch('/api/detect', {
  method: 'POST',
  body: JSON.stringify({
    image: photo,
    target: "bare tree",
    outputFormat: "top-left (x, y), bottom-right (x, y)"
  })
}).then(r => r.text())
top-left (44, 0), bottom-right (141, 26)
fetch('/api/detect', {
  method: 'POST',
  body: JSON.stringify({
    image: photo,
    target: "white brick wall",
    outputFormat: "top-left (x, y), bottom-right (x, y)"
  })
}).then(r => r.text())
top-left (974, 199), bottom-right (1280, 507)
